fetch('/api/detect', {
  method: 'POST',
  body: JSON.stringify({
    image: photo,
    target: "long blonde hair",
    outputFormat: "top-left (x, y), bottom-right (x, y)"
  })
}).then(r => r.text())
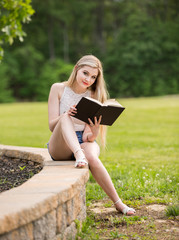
top-left (67, 55), bottom-right (109, 147)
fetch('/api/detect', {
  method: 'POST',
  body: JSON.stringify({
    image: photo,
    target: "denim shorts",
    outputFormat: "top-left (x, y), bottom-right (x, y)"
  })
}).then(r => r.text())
top-left (76, 131), bottom-right (84, 144)
top-left (47, 131), bottom-right (84, 161)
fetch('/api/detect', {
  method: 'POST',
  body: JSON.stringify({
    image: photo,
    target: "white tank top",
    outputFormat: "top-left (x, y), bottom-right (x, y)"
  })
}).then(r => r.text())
top-left (60, 86), bottom-right (91, 131)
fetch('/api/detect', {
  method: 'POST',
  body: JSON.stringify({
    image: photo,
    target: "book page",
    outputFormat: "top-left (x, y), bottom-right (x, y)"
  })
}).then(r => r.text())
top-left (103, 99), bottom-right (124, 107)
top-left (85, 97), bottom-right (103, 106)
top-left (86, 97), bottom-right (124, 108)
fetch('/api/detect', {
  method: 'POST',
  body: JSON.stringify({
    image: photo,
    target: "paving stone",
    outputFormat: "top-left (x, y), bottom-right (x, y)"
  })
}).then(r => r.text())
top-left (62, 222), bottom-right (77, 240)
top-left (0, 145), bottom-right (89, 240)
top-left (0, 223), bottom-right (33, 240)
top-left (57, 204), bottom-right (67, 234)
top-left (0, 192), bottom-right (58, 235)
top-left (33, 210), bottom-right (56, 240)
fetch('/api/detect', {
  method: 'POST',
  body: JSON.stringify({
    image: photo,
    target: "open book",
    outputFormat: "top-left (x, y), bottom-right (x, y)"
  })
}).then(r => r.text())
top-left (73, 97), bottom-right (125, 126)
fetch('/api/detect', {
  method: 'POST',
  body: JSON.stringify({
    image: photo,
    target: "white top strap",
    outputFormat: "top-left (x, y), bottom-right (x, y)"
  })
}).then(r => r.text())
top-left (60, 87), bottom-right (91, 131)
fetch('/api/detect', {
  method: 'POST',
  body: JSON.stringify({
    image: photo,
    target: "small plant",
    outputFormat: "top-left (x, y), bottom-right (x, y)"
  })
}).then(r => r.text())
top-left (75, 215), bottom-right (100, 240)
top-left (0, 178), bottom-right (7, 184)
top-left (104, 201), bottom-right (113, 207)
top-left (28, 171), bottom-right (34, 178)
top-left (166, 204), bottom-right (179, 217)
top-left (110, 230), bottom-right (127, 238)
top-left (110, 215), bottom-right (147, 227)
top-left (145, 221), bottom-right (156, 231)
top-left (19, 165), bottom-right (26, 171)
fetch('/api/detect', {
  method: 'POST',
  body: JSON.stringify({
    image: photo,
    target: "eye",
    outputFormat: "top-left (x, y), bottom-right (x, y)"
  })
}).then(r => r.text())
top-left (83, 71), bottom-right (88, 75)
top-left (92, 76), bottom-right (96, 80)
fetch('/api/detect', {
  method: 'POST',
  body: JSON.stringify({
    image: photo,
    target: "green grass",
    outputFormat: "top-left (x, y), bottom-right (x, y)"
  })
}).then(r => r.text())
top-left (166, 204), bottom-right (179, 217)
top-left (87, 95), bottom-right (179, 205)
top-left (0, 96), bottom-right (178, 206)
top-left (0, 102), bottom-right (51, 147)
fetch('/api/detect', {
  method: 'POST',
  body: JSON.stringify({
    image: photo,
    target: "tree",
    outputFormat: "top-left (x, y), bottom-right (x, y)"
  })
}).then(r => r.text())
top-left (0, 0), bottom-right (35, 62)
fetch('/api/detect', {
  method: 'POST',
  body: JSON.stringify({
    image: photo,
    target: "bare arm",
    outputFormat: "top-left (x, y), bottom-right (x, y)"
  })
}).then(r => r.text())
top-left (48, 83), bottom-right (65, 132)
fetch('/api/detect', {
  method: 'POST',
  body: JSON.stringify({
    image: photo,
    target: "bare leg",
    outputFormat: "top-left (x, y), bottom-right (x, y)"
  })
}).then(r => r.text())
top-left (81, 142), bottom-right (135, 215)
top-left (49, 113), bottom-right (86, 166)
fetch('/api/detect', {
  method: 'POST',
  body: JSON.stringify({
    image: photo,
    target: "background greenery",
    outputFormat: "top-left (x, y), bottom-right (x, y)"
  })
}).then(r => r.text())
top-left (0, 96), bottom-right (178, 204)
top-left (0, 0), bottom-right (179, 103)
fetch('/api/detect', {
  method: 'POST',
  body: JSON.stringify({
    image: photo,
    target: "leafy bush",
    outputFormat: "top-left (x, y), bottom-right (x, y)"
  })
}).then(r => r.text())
top-left (36, 59), bottom-right (73, 101)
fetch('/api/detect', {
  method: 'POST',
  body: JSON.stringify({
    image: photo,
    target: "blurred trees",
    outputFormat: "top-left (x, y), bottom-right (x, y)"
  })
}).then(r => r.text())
top-left (0, 0), bottom-right (34, 61)
top-left (0, 0), bottom-right (179, 102)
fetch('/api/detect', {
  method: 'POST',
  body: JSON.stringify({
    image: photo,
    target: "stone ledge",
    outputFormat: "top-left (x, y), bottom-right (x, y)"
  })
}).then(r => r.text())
top-left (0, 144), bottom-right (89, 240)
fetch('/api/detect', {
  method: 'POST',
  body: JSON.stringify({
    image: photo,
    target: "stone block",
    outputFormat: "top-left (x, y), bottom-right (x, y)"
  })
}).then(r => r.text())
top-left (33, 210), bottom-right (56, 240)
top-left (52, 234), bottom-right (62, 240)
top-left (66, 199), bottom-right (75, 226)
top-left (58, 188), bottom-right (75, 205)
top-left (62, 222), bottom-right (77, 240)
top-left (0, 192), bottom-right (58, 235)
top-left (1, 149), bottom-right (43, 164)
top-left (56, 204), bottom-right (67, 234)
top-left (0, 223), bottom-right (33, 240)
top-left (73, 193), bottom-right (81, 220)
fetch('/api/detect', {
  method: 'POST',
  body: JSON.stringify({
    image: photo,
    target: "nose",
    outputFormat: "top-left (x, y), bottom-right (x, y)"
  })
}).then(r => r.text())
top-left (85, 76), bottom-right (90, 81)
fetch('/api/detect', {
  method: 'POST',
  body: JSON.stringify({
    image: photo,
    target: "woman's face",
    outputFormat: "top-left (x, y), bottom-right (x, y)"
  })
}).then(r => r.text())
top-left (75, 66), bottom-right (98, 91)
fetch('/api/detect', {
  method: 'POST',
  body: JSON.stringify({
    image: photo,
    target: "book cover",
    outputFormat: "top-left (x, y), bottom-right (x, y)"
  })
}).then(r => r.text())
top-left (73, 97), bottom-right (125, 126)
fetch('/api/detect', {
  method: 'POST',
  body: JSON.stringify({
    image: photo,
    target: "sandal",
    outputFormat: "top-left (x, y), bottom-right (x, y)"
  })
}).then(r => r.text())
top-left (114, 199), bottom-right (136, 216)
top-left (74, 149), bottom-right (88, 168)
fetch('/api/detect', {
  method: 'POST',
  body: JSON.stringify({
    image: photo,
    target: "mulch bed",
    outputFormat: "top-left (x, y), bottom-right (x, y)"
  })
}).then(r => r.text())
top-left (0, 155), bottom-right (42, 193)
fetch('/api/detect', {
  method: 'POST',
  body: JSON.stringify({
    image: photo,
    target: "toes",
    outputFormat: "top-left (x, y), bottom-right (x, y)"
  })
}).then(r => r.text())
top-left (126, 211), bottom-right (135, 216)
top-left (76, 162), bottom-right (85, 168)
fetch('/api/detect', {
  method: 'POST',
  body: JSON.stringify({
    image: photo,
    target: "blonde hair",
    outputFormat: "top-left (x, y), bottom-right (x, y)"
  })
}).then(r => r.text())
top-left (67, 55), bottom-right (109, 147)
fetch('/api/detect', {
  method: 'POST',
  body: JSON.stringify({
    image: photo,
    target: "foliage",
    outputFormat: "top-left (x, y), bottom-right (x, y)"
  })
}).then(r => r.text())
top-left (0, 48), bottom-right (73, 101)
top-left (0, 0), bottom-right (179, 101)
top-left (36, 59), bottom-right (73, 101)
top-left (0, 0), bottom-right (35, 61)
top-left (166, 204), bottom-right (179, 217)
top-left (104, 2), bottom-right (179, 97)
top-left (0, 62), bottom-right (14, 103)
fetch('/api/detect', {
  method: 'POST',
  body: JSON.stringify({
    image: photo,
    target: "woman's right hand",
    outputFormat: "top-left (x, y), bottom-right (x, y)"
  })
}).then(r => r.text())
top-left (67, 105), bottom-right (77, 116)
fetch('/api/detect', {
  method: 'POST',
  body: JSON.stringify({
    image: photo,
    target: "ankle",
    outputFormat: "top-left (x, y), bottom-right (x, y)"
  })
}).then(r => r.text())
top-left (74, 149), bottom-right (85, 160)
top-left (113, 199), bottom-right (125, 211)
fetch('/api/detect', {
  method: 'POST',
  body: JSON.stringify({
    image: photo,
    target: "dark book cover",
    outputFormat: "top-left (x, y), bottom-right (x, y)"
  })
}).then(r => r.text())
top-left (73, 97), bottom-right (125, 126)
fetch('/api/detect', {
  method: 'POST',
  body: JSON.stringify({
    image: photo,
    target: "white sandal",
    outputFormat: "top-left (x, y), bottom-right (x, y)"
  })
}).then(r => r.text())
top-left (114, 199), bottom-right (136, 215)
top-left (74, 149), bottom-right (88, 168)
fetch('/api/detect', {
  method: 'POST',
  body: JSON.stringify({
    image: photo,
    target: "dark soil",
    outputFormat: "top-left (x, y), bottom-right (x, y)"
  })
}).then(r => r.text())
top-left (0, 155), bottom-right (42, 193)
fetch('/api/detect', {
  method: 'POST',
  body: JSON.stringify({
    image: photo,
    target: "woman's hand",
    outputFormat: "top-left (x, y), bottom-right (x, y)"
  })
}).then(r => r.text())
top-left (87, 115), bottom-right (102, 140)
top-left (67, 105), bottom-right (77, 116)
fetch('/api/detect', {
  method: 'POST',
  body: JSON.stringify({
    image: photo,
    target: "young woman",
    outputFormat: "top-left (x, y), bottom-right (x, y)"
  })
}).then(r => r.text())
top-left (47, 55), bottom-right (135, 215)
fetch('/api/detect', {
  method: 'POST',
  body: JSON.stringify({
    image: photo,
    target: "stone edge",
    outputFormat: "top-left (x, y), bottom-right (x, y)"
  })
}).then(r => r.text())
top-left (0, 144), bottom-right (89, 236)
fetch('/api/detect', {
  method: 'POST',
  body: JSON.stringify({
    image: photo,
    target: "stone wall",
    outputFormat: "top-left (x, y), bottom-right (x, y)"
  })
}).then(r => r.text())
top-left (0, 145), bottom-right (89, 240)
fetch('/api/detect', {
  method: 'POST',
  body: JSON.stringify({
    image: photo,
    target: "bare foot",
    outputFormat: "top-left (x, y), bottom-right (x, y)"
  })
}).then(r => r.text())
top-left (115, 200), bottom-right (136, 216)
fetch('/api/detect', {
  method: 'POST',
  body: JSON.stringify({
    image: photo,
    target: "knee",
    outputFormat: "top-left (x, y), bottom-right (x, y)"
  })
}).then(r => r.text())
top-left (86, 153), bottom-right (101, 168)
top-left (58, 113), bottom-right (72, 126)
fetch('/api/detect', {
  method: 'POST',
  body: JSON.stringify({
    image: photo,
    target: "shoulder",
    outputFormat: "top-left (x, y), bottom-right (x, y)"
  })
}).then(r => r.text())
top-left (50, 82), bottom-right (67, 99)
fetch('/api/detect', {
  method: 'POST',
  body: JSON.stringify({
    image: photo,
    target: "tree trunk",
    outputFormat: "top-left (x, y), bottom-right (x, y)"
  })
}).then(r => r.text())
top-left (95, 0), bottom-right (105, 54)
top-left (47, 16), bottom-right (55, 61)
top-left (63, 22), bottom-right (69, 63)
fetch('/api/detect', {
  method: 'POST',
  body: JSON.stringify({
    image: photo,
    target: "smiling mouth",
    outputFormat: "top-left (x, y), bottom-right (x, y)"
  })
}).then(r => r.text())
top-left (82, 81), bottom-right (89, 86)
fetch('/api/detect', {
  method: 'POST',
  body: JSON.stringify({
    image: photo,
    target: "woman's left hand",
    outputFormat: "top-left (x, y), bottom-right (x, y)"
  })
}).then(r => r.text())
top-left (88, 115), bottom-right (102, 138)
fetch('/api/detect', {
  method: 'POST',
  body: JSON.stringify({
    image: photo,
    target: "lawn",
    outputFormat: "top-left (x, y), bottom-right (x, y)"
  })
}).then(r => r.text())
top-left (0, 95), bottom-right (178, 239)
top-left (88, 95), bottom-right (179, 204)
